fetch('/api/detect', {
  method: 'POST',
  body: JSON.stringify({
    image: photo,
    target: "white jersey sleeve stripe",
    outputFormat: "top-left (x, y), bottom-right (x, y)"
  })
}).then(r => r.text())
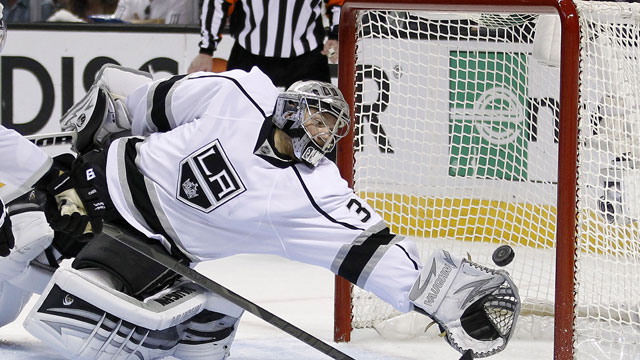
top-left (333, 225), bottom-right (411, 287)
top-left (143, 82), bottom-right (161, 134)
top-left (147, 75), bottom-right (188, 133)
top-left (355, 238), bottom-right (407, 288)
top-left (164, 76), bottom-right (192, 131)
top-left (330, 221), bottom-right (388, 274)
top-left (291, 164), bottom-right (412, 287)
top-left (114, 138), bottom-right (153, 234)
top-left (117, 137), bottom-right (194, 263)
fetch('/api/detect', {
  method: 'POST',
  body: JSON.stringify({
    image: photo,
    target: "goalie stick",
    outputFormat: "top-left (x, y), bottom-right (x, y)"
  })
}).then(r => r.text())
top-left (100, 223), bottom-right (355, 360)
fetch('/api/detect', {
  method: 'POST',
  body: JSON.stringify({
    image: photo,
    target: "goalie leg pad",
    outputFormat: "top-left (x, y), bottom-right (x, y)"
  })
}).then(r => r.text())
top-left (173, 292), bottom-right (244, 360)
top-left (8, 262), bottom-right (56, 295)
top-left (0, 211), bottom-right (53, 282)
top-left (24, 266), bottom-right (209, 360)
top-left (0, 281), bottom-right (32, 327)
top-left (409, 249), bottom-right (520, 358)
top-left (72, 231), bottom-right (180, 298)
top-left (173, 309), bottom-right (242, 360)
top-left (0, 198), bottom-right (56, 294)
top-left (25, 265), bottom-right (243, 360)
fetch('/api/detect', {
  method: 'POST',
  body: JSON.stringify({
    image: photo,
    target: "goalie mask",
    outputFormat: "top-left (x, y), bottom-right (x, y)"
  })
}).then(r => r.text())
top-left (272, 80), bottom-right (350, 167)
top-left (0, 4), bottom-right (6, 53)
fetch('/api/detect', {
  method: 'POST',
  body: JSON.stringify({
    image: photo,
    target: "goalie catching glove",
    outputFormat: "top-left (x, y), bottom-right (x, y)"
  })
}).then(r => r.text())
top-left (35, 154), bottom-right (106, 239)
top-left (409, 249), bottom-right (520, 358)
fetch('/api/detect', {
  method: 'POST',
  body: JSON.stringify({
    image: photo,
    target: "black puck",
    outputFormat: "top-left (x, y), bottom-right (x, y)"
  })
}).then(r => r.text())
top-left (492, 245), bottom-right (515, 267)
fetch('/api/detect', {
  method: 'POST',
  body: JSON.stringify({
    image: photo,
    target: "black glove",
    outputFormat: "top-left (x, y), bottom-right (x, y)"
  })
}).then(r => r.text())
top-left (35, 154), bottom-right (106, 239)
top-left (0, 198), bottom-right (15, 257)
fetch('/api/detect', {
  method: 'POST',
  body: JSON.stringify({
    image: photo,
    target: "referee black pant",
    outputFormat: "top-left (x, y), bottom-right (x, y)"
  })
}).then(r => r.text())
top-left (227, 42), bottom-right (332, 89)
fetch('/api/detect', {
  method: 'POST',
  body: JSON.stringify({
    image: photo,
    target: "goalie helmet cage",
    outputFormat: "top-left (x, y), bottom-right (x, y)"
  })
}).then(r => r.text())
top-left (334, 0), bottom-right (640, 359)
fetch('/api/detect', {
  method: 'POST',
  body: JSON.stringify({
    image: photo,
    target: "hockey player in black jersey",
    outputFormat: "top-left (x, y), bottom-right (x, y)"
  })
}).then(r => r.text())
top-left (1, 63), bottom-right (520, 359)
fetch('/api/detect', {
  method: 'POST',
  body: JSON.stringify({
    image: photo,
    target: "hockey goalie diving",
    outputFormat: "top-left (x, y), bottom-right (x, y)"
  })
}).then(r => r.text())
top-left (0, 5), bottom-right (522, 360)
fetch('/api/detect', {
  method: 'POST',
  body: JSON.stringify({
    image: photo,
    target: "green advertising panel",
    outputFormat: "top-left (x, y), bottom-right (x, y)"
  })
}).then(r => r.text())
top-left (449, 51), bottom-right (529, 180)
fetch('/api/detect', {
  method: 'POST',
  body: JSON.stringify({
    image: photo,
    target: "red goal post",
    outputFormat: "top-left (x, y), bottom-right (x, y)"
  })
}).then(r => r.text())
top-left (334, 0), bottom-right (580, 359)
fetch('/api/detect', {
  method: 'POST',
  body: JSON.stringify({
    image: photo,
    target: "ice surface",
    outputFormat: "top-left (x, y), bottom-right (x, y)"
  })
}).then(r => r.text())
top-left (0, 254), bottom-right (553, 359)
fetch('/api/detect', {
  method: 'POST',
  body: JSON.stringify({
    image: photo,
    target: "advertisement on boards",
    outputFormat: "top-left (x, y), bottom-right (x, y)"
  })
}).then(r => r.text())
top-left (0, 28), bottom-right (222, 143)
top-left (354, 39), bottom-right (562, 205)
top-left (0, 26), bottom-right (231, 197)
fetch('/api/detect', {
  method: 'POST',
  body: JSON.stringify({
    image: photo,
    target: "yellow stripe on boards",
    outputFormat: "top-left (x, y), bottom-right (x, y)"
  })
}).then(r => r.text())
top-left (359, 192), bottom-right (557, 248)
top-left (359, 192), bottom-right (639, 254)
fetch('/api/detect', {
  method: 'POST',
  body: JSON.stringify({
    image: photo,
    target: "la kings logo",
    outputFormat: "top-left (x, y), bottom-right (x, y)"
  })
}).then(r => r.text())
top-left (177, 140), bottom-right (246, 212)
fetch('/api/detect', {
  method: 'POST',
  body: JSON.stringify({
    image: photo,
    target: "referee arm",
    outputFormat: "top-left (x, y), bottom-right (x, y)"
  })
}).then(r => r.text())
top-left (321, 0), bottom-right (343, 63)
top-left (188, 0), bottom-right (233, 73)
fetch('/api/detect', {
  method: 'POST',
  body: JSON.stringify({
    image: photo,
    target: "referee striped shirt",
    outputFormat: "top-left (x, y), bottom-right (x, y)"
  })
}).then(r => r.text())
top-left (199, 0), bottom-right (343, 58)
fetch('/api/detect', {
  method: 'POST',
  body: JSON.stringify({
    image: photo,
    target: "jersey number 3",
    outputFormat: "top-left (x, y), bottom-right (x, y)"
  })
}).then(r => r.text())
top-left (347, 199), bottom-right (371, 223)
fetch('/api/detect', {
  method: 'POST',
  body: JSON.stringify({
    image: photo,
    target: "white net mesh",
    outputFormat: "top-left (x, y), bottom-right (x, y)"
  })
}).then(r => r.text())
top-left (343, 2), bottom-right (640, 358)
top-left (574, 1), bottom-right (640, 358)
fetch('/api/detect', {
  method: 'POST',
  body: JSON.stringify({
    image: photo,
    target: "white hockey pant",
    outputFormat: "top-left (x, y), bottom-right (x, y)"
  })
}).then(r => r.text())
top-left (24, 266), bottom-right (243, 360)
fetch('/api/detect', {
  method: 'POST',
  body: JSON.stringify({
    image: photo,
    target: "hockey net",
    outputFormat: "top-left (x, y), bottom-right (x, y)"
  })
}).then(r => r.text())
top-left (334, 0), bottom-right (640, 358)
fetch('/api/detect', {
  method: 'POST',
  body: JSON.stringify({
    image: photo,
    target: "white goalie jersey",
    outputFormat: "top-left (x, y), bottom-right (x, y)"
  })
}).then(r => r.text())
top-left (106, 67), bottom-right (422, 312)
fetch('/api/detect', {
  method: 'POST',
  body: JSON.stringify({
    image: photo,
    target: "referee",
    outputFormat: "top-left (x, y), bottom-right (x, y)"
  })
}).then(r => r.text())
top-left (188, 0), bottom-right (343, 89)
